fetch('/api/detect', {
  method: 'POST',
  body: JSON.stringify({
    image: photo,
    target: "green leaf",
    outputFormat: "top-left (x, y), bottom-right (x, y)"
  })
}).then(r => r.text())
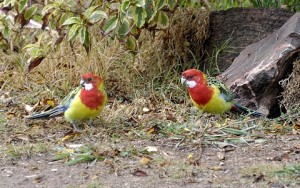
top-left (157, 11), bottom-right (169, 29)
top-left (135, 0), bottom-right (145, 7)
top-left (3, 0), bottom-right (14, 7)
top-left (52, 151), bottom-right (70, 161)
top-left (118, 18), bottom-right (130, 36)
top-left (23, 44), bottom-right (40, 56)
top-left (103, 16), bottom-right (118, 34)
top-left (87, 10), bottom-right (107, 24)
top-left (83, 5), bottom-right (100, 18)
top-left (83, 29), bottom-right (91, 53)
top-left (24, 5), bottom-right (38, 21)
top-left (3, 26), bottom-right (10, 39)
top-left (67, 154), bottom-right (95, 166)
top-left (155, 0), bottom-right (165, 10)
top-left (62, 17), bottom-right (81, 26)
top-left (126, 36), bottom-right (136, 51)
top-left (133, 7), bottom-right (147, 28)
top-left (58, 13), bottom-right (68, 26)
top-left (130, 25), bottom-right (139, 35)
top-left (148, 9), bottom-right (157, 23)
top-left (68, 24), bottom-right (81, 41)
top-left (167, 0), bottom-right (177, 10)
top-left (79, 26), bottom-right (88, 44)
top-left (41, 4), bottom-right (57, 15)
top-left (23, 43), bottom-right (38, 51)
top-left (120, 0), bottom-right (130, 13)
top-left (221, 128), bottom-right (248, 136)
top-left (18, 0), bottom-right (28, 13)
top-left (144, 0), bottom-right (155, 21)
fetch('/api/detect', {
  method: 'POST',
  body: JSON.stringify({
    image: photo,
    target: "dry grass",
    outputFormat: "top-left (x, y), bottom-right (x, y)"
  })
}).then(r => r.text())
top-left (241, 163), bottom-right (300, 186)
top-left (280, 60), bottom-right (300, 112)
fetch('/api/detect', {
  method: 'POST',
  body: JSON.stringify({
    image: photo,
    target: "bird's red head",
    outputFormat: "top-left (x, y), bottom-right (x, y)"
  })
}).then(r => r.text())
top-left (81, 73), bottom-right (103, 90)
top-left (181, 69), bottom-right (206, 88)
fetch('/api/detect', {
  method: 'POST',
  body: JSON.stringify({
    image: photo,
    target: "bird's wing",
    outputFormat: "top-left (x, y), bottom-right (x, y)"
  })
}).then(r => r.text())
top-left (58, 86), bottom-right (81, 108)
top-left (27, 86), bottom-right (82, 119)
top-left (48, 86), bottom-right (82, 117)
top-left (207, 76), bottom-right (233, 102)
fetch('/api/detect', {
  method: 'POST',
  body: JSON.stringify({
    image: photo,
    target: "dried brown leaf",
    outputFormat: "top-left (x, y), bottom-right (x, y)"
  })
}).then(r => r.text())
top-left (146, 125), bottom-right (160, 134)
top-left (253, 174), bottom-right (265, 183)
top-left (28, 56), bottom-right (45, 72)
top-left (62, 131), bottom-right (81, 142)
top-left (42, 12), bottom-right (51, 30)
top-left (273, 153), bottom-right (289, 162)
top-left (132, 169), bottom-right (147, 177)
top-left (33, 176), bottom-right (43, 183)
top-left (54, 34), bottom-right (66, 46)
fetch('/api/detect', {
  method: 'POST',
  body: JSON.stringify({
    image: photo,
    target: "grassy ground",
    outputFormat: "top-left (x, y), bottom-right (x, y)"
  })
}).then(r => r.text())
top-left (1, 23), bottom-right (300, 188)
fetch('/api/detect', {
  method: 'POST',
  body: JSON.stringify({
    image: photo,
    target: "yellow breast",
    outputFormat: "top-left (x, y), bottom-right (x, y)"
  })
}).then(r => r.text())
top-left (64, 91), bottom-right (105, 122)
top-left (191, 86), bottom-right (232, 114)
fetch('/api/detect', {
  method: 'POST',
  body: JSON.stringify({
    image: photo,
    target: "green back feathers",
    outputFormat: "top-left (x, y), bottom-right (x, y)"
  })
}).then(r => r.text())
top-left (206, 76), bottom-right (234, 102)
top-left (59, 86), bottom-right (81, 107)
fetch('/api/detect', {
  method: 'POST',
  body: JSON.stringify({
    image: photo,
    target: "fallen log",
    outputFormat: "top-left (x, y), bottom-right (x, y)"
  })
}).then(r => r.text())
top-left (221, 13), bottom-right (300, 117)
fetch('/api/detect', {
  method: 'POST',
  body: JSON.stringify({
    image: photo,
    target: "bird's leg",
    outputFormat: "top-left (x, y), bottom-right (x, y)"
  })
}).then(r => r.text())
top-left (196, 110), bottom-right (204, 120)
top-left (88, 119), bottom-right (94, 127)
top-left (71, 121), bottom-right (79, 131)
top-left (82, 119), bottom-right (93, 130)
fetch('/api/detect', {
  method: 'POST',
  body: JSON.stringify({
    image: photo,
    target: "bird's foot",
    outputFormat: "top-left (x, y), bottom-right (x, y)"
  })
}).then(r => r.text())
top-left (71, 122), bottom-right (82, 132)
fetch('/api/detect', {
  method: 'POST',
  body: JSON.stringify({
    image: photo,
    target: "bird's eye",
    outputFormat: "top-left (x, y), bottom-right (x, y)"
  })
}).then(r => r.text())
top-left (188, 75), bottom-right (194, 79)
top-left (87, 77), bottom-right (92, 82)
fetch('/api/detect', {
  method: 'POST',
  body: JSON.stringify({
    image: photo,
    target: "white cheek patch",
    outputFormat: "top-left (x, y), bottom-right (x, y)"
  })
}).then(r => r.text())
top-left (84, 83), bottom-right (93, 90)
top-left (186, 80), bottom-right (197, 88)
top-left (181, 77), bottom-right (187, 84)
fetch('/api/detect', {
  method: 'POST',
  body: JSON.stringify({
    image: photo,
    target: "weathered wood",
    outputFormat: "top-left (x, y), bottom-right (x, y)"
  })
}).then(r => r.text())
top-left (221, 13), bottom-right (300, 116)
top-left (203, 8), bottom-right (294, 72)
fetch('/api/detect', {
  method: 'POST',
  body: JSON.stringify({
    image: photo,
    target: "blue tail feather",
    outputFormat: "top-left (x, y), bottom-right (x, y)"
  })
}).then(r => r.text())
top-left (232, 103), bottom-right (262, 117)
top-left (27, 106), bottom-right (66, 119)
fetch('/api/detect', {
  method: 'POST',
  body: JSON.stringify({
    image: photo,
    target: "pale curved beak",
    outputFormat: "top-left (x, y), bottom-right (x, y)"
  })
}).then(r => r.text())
top-left (181, 76), bottom-right (187, 84)
top-left (80, 79), bottom-right (85, 87)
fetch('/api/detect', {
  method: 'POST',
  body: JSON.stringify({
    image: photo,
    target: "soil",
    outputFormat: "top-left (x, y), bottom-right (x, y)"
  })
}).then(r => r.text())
top-left (1, 132), bottom-right (299, 188)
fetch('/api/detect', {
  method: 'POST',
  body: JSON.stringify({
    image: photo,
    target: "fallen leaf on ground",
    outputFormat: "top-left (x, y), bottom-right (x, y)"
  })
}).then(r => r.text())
top-left (142, 107), bottom-right (150, 113)
top-left (65, 144), bottom-right (84, 149)
top-left (132, 169), bottom-right (148, 177)
top-left (273, 153), bottom-right (289, 162)
top-left (7, 134), bottom-right (30, 143)
top-left (33, 176), bottom-right (43, 183)
top-left (6, 112), bottom-right (16, 119)
top-left (145, 146), bottom-right (158, 153)
top-left (146, 125), bottom-right (160, 134)
top-left (92, 175), bottom-right (99, 180)
top-left (61, 131), bottom-right (81, 142)
top-left (44, 99), bottom-right (55, 107)
top-left (208, 166), bottom-right (223, 171)
top-left (0, 92), bottom-right (13, 104)
top-left (217, 150), bottom-right (225, 160)
top-left (140, 157), bottom-right (151, 165)
top-left (253, 174), bottom-right (265, 183)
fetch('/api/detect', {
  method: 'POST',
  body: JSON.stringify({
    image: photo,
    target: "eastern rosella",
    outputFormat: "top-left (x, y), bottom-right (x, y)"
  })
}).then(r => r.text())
top-left (27, 73), bottom-right (107, 129)
top-left (181, 69), bottom-right (261, 116)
